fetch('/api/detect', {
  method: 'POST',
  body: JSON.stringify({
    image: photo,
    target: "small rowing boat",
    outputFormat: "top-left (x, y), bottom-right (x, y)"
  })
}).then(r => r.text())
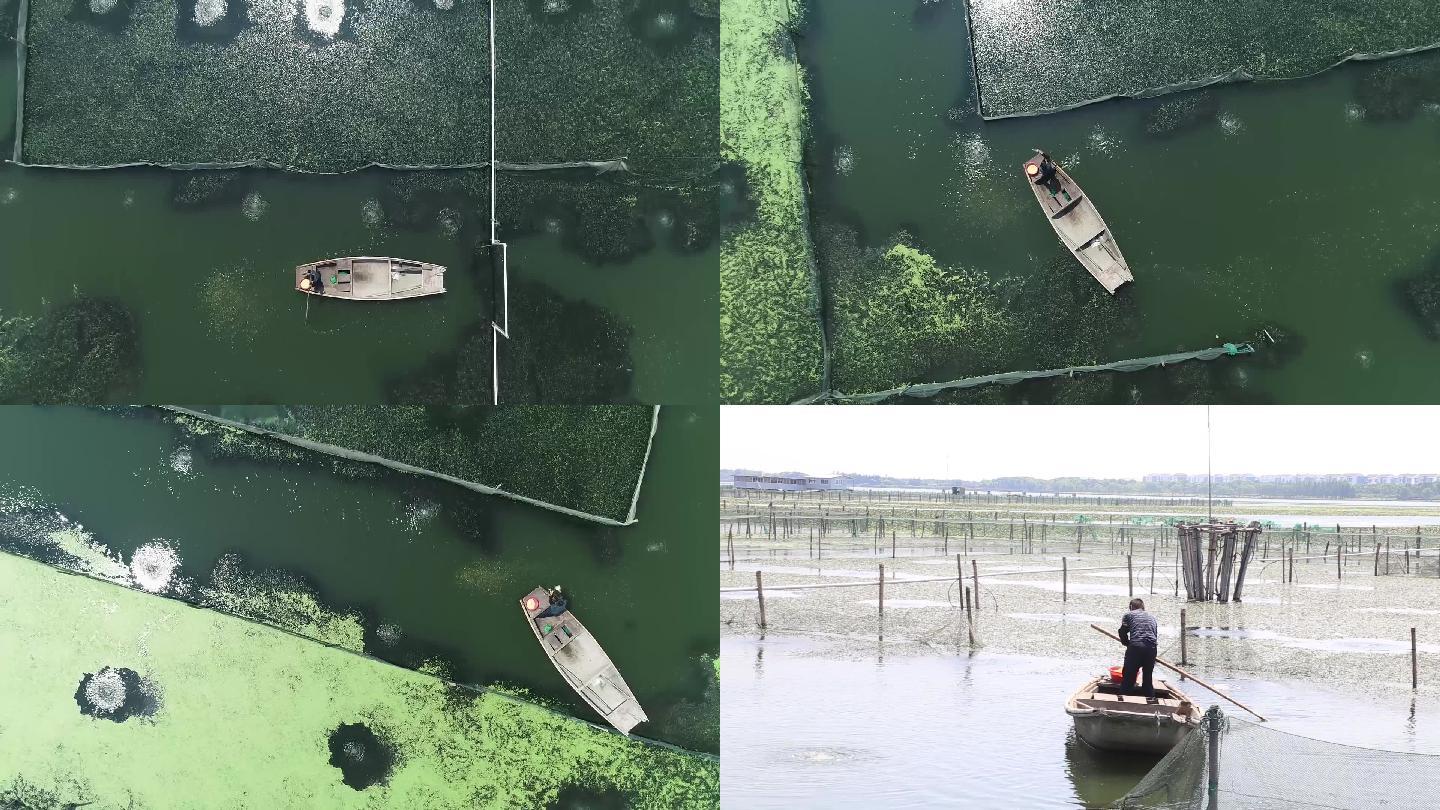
top-left (294, 257), bottom-right (445, 300)
top-left (1021, 151), bottom-right (1133, 294)
top-left (519, 587), bottom-right (648, 734)
top-left (1065, 673), bottom-right (1201, 754)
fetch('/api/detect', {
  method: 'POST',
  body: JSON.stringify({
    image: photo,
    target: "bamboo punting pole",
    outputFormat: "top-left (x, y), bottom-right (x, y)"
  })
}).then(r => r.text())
top-left (1090, 624), bottom-right (1266, 721)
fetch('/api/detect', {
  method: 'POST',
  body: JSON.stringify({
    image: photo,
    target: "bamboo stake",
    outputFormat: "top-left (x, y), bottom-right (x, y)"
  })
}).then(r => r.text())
top-left (972, 559), bottom-right (980, 610)
top-left (1413, 628), bottom-right (1419, 690)
top-left (1089, 624), bottom-right (1266, 721)
top-left (878, 564), bottom-right (885, 617)
top-left (756, 571), bottom-right (767, 630)
top-left (1062, 556), bottom-right (1068, 602)
top-left (1180, 609), bottom-right (1188, 666)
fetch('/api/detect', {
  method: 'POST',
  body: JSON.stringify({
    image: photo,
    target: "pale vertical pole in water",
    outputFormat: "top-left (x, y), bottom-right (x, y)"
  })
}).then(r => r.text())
top-left (755, 571), bottom-right (766, 629)
top-left (972, 559), bottom-right (980, 611)
top-left (1127, 554), bottom-right (1133, 598)
top-left (957, 553), bottom-right (963, 602)
top-left (878, 563), bottom-right (885, 617)
top-left (964, 586), bottom-right (975, 647)
top-left (1062, 556), bottom-right (1067, 602)
top-left (1180, 609), bottom-right (1188, 666)
top-left (1413, 628), bottom-right (1419, 689)
top-left (1150, 539), bottom-right (1157, 594)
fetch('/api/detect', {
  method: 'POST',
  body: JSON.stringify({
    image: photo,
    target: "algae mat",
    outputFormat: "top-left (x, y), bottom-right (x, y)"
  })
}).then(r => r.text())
top-left (719, 0), bottom-right (826, 403)
top-left (174, 405), bottom-right (658, 525)
top-left (18, 0), bottom-right (491, 170)
top-left (966, 0), bottom-right (1440, 119)
top-left (0, 552), bottom-right (717, 808)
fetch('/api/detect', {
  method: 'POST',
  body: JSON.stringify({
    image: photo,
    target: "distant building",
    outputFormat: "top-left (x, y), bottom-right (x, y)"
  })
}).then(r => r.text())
top-left (733, 474), bottom-right (842, 492)
top-left (951, 486), bottom-right (966, 495)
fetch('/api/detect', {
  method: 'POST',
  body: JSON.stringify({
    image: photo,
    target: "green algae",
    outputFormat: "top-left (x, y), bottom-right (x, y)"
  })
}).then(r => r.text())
top-left (823, 228), bottom-right (1018, 394)
top-left (0, 552), bottom-right (717, 808)
top-left (179, 406), bottom-right (657, 524)
top-left (719, 0), bottom-right (826, 403)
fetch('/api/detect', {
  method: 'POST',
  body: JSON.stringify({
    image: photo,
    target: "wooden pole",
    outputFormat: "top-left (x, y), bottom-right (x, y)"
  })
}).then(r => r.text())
top-left (1127, 554), bottom-right (1134, 598)
top-left (957, 553), bottom-right (963, 601)
top-left (1180, 608), bottom-right (1188, 666)
top-left (878, 563), bottom-right (885, 617)
top-left (1089, 624), bottom-right (1266, 721)
top-left (965, 586), bottom-right (975, 646)
top-left (972, 559), bottom-right (981, 610)
top-left (756, 571), bottom-right (767, 630)
top-left (1062, 556), bottom-right (1068, 602)
top-left (1150, 538), bottom-right (1157, 594)
top-left (1413, 628), bottom-right (1419, 690)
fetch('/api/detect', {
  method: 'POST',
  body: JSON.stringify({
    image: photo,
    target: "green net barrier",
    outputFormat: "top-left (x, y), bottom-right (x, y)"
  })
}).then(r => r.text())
top-left (16, 0), bottom-right (493, 172)
top-left (1121, 707), bottom-right (1440, 809)
top-left (965, 0), bottom-right (1440, 119)
top-left (813, 343), bottom-right (1256, 404)
top-left (162, 405), bottom-right (659, 526)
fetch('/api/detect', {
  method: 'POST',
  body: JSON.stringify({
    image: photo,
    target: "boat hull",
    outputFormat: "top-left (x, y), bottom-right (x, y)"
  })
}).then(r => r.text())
top-left (1065, 675), bottom-right (1200, 755)
top-left (520, 587), bottom-right (648, 734)
top-left (1021, 154), bottom-right (1134, 294)
top-left (295, 256), bottom-right (446, 301)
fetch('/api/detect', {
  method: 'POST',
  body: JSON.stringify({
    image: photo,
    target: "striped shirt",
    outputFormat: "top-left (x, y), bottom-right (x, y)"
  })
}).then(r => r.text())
top-left (1120, 609), bottom-right (1158, 648)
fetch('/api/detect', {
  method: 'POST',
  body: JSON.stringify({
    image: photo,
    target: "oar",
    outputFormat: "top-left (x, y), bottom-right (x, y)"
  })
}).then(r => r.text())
top-left (1089, 624), bottom-right (1267, 722)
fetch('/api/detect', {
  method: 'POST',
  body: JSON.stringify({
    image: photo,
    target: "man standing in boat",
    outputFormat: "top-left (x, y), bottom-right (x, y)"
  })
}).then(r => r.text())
top-left (1117, 598), bottom-right (1159, 703)
top-left (1028, 151), bottom-right (1058, 186)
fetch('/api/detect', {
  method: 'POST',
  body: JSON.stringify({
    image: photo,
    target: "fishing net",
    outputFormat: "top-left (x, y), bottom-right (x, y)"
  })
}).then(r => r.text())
top-left (718, 0), bottom-right (827, 404)
top-left (1121, 709), bottom-right (1440, 809)
top-left (964, 0), bottom-right (1440, 119)
top-left (822, 344), bottom-right (1256, 404)
top-left (16, 0), bottom-right (492, 171)
top-left (495, 0), bottom-right (717, 170)
top-left (165, 405), bottom-right (659, 525)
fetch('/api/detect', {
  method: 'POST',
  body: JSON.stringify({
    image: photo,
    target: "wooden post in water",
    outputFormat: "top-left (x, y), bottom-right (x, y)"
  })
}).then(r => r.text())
top-left (1206, 706), bottom-right (1221, 810)
top-left (964, 586), bottom-right (975, 646)
top-left (1062, 556), bottom-right (1068, 602)
top-left (957, 553), bottom-right (963, 599)
top-left (1128, 554), bottom-right (1134, 598)
top-left (756, 571), bottom-right (767, 630)
top-left (972, 559), bottom-right (981, 611)
top-left (1180, 608), bottom-right (1188, 666)
top-left (1338, 545), bottom-right (1343, 579)
top-left (1150, 538), bottom-right (1157, 594)
top-left (1375, 544), bottom-right (1380, 576)
top-left (878, 564), bottom-right (885, 617)
top-left (891, 530), bottom-right (896, 559)
top-left (1413, 627), bottom-right (1419, 690)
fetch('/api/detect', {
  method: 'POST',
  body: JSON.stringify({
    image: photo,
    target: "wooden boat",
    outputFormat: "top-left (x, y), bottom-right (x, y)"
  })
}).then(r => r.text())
top-left (1065, 674), bottom-right (1201, 754)
top-left (294, 257), bottom-right (445, 300)
top-left (1021, 152), bottom-right (1133, 294)
top-left (519, 587), bottom-right (648, 734)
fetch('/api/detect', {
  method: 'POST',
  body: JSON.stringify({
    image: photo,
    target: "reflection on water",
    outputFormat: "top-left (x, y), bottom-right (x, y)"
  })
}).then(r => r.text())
top-left (722, 635), bottom-right (1440, 808)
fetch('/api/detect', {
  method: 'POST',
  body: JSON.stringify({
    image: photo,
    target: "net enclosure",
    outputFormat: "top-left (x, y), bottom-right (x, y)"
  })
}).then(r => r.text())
top-left (17, 0), bottom-right (491, 170)
top-left (165, 405), bottom-right (659, 525)
top-left (965, 0), bottom-right (1440, 119)
top-left (1121, 706), bottom-right (1440, 809)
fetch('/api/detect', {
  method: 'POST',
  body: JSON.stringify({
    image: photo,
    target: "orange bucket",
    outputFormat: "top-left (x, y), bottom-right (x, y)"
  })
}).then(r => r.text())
top-left (1109, 665), bottom-right (1124, 684)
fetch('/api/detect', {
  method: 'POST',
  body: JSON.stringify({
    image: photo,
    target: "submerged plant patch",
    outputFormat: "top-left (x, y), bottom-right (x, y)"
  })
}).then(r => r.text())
top-left (20, 0), bottom-right (492, 170)
top-left (966, 0), bottom-right (1440, 118)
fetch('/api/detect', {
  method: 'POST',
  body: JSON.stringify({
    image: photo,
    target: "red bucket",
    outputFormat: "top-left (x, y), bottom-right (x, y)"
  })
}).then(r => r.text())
top-left (1109, 665), bottom-right (1124, 684)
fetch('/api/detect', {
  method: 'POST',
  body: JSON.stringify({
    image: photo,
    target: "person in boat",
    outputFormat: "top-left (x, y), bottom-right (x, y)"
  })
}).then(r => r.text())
top-left (1117, 598), bottom-right (1159, 703)
top-left (536, 586), bottom-right (569, 619)
top-left (300, 267), bottom-right (324, 295)
top-left (1028, 152), bottom-right (1058, 185)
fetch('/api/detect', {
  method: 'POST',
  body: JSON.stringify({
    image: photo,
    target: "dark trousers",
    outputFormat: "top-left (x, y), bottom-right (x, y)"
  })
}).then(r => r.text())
top-left (1122, 644), bottom-right (1156, 699)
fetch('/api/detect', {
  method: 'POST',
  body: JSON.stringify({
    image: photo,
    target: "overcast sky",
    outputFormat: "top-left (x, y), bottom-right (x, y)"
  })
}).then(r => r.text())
top-left (720, 406), bottom-right (1440, 479)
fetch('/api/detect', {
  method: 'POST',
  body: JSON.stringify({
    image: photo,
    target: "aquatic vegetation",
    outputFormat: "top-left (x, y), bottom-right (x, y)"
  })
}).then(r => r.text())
top-left (0, 297), bottom-right (140, 404)
top-left (0, 552), bottom-right (720, 807)
top-left (380, 171), bottom-right (487, 233)
top-left (967, 0), bottom-right (1440, 118)
top-left (387, 277), bottom-right (638, 406)
top-left (185, 404), bottom-right (657, 524)
top-left (1396, 258), bottom-right (1440, 340)
top-left (170, 171), bottom-right (249, 211)
top-left (496, 0), bottom-right (715, 167)
top-left (21, 0), bottom-right (491, 170)
top-left (499, 171), bottom-right (715, 264)
top-left (200, 552), bottom-right (368, 652)
top-left (719, 0), bottom-right (826, 402)
top-left (823, 225), bottom-right (1019, 394)
top-left (1142, 91), bottom-right (1220, 138)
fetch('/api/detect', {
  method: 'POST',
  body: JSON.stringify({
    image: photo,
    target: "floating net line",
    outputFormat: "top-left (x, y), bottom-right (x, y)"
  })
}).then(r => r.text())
top-left (805, 343), bottom-right (1256, 404)
top-left (1120, 707), bottom-right (1440, 809)
top-left (158, 405), bottom-right (660, 527)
